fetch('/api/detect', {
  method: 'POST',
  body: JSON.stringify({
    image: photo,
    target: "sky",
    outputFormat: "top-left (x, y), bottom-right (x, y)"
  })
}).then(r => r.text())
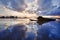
top-left (0, 0), bottom-right (60, 16)
top-left (0, 0), bottom-right (26, 12)
top-left (37, 0), bottom-right (60, 16)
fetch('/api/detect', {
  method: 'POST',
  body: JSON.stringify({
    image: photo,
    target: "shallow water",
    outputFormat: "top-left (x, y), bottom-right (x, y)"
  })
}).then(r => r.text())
top-left (0, 19), bottom-right (38, 32)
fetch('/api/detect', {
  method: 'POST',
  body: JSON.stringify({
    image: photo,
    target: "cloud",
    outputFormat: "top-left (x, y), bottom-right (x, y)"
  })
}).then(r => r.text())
top-left (0, 0), bottom-right (38, 13)
top-left (52, 0), bottom-right (60, 6)
top-left (0, 0), bottom-right (26, 12)
top-left (0, 5), bottom-right (19, 16)
top-left (25, 0), bottom-right (38, 13)
top-left (37, 0), bottom-right (60, 16)
top-left (37, 0), bottom-right (60, 11)
top-left (38, 0), bottom-right (52, 11)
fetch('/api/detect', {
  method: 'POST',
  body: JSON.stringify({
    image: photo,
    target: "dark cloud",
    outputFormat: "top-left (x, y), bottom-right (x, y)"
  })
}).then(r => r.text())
top-left (38, 0), bottom-right (52, 11)
top-left (47, 7), bottom-right (60, 16)
top-left (0, 0), bottom-right (26, 12)
top-left (52, 0), bottom-right (60, 6)
top-left (37, 0), bottom-right (60, 16)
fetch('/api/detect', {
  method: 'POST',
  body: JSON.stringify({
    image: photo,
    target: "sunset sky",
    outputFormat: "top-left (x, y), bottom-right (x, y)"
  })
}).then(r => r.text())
top-left (0, 0), bottom-right (60, 16)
